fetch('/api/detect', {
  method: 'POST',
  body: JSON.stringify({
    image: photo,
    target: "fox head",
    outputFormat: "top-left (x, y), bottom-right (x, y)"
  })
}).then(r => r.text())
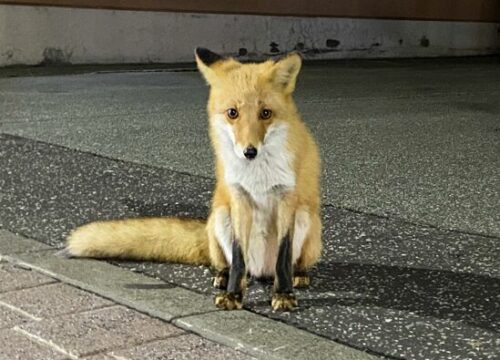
top-left (195, 48), bottom-right (301, 161)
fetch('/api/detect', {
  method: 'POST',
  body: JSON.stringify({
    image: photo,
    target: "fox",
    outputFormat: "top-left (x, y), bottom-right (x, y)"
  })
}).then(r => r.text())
top-left (61, 48), bottom-right (322, 311)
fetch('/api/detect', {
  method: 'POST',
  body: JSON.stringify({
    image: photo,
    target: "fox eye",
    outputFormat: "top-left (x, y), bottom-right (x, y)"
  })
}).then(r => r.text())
top-left (260, 109), bottom-right (272, 120)
top-left (227, 108), bottom-right (239, 119)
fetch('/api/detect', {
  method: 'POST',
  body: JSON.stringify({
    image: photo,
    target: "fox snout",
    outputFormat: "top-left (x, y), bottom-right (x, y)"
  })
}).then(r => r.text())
top-left (243, 146), bottom-right (258, 160)
top-left (236, 143), bottom-right (260, 160)
top-left (233, 122), bottom-right (266, 161)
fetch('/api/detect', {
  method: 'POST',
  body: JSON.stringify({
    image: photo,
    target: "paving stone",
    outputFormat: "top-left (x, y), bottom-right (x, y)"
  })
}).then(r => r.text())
top-left (0, 282), bottom-right (113, 319)
top-left (19, 305), bottom-right (185, 358)
top-left (104, 334), bottom-right (255, 360)
top-left (83, 334), bottom-right (254, 360)
top-left (11, 251), bottom-right (216, 321)
top-left (175, 311), bottom-right (376, 360)
top-left (0, 263), bottom-right (56, 293)
top-left (0, 304), bottom-right (33, 329)
top-left (0, 328), bottom-right (69, 360)
top-left (0, 229), bottom-right (52, 254)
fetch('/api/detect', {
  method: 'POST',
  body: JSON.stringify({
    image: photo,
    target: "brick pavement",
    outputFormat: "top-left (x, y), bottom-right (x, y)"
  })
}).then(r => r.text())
top-left (0, 261), bottom-right (253, 359)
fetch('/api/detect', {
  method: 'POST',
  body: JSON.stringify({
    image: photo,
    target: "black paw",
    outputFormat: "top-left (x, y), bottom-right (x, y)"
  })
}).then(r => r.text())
top-left (215, 291), bottom-right (243, 310)
top-left (271, 292), bottom-right (298, 311)
top-left (212, 269), bottom-right (229, 289)
top-left (293, 273), bottom-right (311, 288)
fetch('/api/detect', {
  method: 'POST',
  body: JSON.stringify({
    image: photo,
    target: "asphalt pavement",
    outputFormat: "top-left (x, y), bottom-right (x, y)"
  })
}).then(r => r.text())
top-left (0, 57), bottom-right (499, 359)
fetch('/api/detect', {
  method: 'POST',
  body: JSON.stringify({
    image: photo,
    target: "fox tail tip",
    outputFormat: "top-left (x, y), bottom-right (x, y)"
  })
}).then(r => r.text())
top-left (55, 247), bottom-right (75, 259)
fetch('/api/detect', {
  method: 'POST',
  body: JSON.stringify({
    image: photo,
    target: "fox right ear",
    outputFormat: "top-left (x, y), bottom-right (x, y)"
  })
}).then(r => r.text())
top-left (195, 48), bottom-right (222, 66)
top-left (195, 48), bottom-right (223, 85)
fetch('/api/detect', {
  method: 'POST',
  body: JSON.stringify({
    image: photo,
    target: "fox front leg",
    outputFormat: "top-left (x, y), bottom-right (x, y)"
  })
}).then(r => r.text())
top-left (272, 233), bottom-right (298, 311)
top-left (212, 268), bottom-right (229, 289)
top-left (214, 240), bottom-right (246, 310)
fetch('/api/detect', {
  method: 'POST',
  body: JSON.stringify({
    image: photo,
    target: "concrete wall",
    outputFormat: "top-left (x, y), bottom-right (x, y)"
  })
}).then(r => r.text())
top-left (1, 5), bottom-right (499, 66)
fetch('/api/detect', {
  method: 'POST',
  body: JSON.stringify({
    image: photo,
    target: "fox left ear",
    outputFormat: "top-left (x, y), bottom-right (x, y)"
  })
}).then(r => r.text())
top-left (270, 52), bottom-right (302, 94)
top-left (195, 47), bottom-right (223, 85)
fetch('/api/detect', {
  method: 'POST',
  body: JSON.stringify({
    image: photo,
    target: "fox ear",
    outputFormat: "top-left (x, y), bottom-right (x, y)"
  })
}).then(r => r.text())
top-left (270, 52), bottom-right (302, 94)
top-left (195, 48), bottom-right (223, 85)
top-left (195, 47), bottom-right (222, 66)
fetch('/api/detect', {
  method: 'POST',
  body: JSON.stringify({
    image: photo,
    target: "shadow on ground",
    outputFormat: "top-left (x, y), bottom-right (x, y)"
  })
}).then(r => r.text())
top-left (304, 263), bottom-right (498, 332)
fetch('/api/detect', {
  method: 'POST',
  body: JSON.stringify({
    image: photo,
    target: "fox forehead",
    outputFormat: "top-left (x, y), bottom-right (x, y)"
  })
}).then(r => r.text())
top-left (210, 62), bottom-right (276, 95)
top-left (209, 68), bottom-right (285, 112)
top-left (197, 49), bottom-right (302, 101)
top-left (215, 60), bottom-right (274, 82)
top-left (211, 95), bottom-right (275, 112)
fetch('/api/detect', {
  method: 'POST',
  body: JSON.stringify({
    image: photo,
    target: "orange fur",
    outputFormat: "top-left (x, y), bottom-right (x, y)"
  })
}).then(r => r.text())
top-left (64, 49), bottom-right (322, 309)
top-left (67, 218), bottom-right (209, 265)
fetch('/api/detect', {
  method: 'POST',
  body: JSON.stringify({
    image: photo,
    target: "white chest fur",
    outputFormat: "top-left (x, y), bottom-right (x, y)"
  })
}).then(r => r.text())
top-left (213, 118), bottom-right (296, 198)
top-left (213, 117), bottom-right (296, 277)
top-left (244, 194), bottom-right (279, 277)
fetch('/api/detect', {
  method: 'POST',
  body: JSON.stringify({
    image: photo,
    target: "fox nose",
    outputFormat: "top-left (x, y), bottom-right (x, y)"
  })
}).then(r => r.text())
top-left (243, 146), bottom-right (258, 160)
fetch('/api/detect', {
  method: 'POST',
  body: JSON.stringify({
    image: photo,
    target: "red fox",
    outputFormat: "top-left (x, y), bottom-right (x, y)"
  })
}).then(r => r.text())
top-left (61, 48), bottom-right (322, 311)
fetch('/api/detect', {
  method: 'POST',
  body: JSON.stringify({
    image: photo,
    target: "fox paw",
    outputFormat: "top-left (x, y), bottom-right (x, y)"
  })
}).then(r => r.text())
top-left (212, 270), bottom-right (229, 289)
top-left (215, 292), bottom-right (243, 310)
top-left (293, 274), bottom-right (311, 288)
top-left (271, 293), bottom-right (298, 311)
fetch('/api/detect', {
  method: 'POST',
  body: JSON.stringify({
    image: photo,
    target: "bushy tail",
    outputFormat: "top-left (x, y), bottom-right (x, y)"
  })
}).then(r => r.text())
top-left (62, 217), bottom-right (210, 265)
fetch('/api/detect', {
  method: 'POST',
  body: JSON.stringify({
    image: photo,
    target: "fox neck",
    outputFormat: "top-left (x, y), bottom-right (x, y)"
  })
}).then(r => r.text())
top-left (213, 117), bottom-right (296, 202)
